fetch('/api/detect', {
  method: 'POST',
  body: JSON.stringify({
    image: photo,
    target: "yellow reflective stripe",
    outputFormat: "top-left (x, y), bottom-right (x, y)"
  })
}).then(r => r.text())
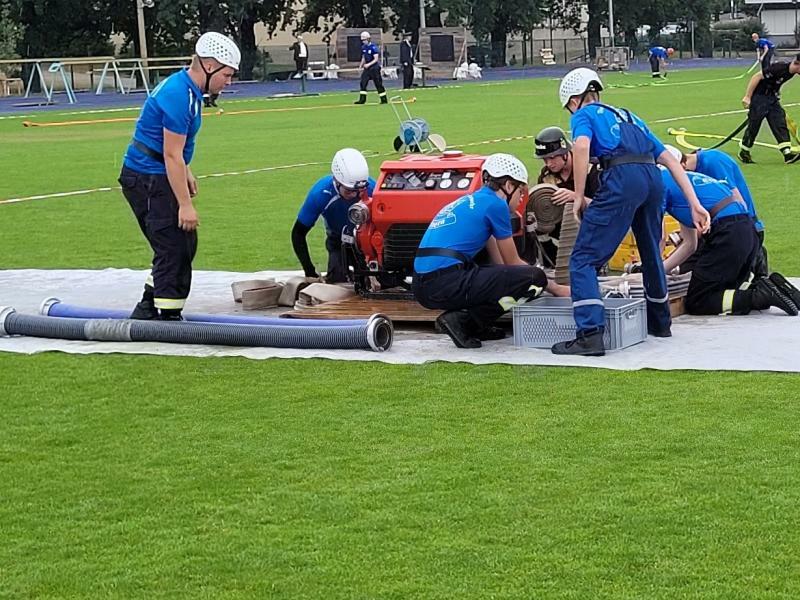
top-left (722, 289), bottom-right (735, 314)
top-left (739, 273), bottom-right (754, 290)
top-left (739, 140), bottom-right (752, 150)
top-left (154, 298), bottom-right (186, 309)
top-left (778, 141), bottom-right (793, 150)
top-left (145, 274), bottom-right (154, 287)
top-left (498, 296), bottom-right (527, 312)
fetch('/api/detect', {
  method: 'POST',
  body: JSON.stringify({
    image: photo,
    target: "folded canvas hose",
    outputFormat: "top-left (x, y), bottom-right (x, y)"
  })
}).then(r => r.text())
top-left (39, 298), bottom-right (373, 328)
top-left (554, 203), bottom-right (578, 286)
top-left (2, 306), bottom-right (393, 352)
top-left (527, 184), bottom-right (578, 285)
top-left (598, 273), bottom-right (691, 298)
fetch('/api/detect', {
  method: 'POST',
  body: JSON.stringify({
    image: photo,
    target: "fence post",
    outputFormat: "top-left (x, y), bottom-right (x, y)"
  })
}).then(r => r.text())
top-left (563, 39), bottom-right (568, 63)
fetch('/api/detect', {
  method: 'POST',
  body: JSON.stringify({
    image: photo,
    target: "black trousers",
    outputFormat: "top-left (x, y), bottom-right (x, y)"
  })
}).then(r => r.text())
top-left (682, 219), bottom-right (767, 278)
top-left (761, 48), bottom-right (775, 73)
top-left (402, 64), bottom-right (414, 89)
top-left (685, 215), bottom-right (758, 315)
top-left (324, 232), bottom-right (348, 283)
top-left (294, 57), bottom-right (307, 76)
top-left (119, 166), bottom-right (197, 310)
top-left (413, 263), bottom-right (548, 329)
top-left (359, 67), bottom-right (386, 95)
top-left (741, 94), bottom-right (791, 151)
top-left (649, 55), bottom-right (661, 76)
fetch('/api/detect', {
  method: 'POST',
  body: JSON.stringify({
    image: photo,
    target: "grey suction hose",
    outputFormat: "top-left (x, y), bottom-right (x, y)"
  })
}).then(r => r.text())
top-left (0, 307), bottom-right (393, 352)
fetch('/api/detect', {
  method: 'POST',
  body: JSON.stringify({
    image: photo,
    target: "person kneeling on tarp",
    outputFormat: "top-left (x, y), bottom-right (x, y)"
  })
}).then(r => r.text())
top-left (412, 153), bottom-right (570, 349)
top-left (659, 167), bottom-right (799, 317)
top-left (291, 148), bottom-right (376, 283)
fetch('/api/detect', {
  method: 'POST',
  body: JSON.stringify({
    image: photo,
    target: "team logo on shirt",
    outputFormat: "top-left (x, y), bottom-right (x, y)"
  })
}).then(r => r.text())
top-left (430, 195), bottom-right (474, 229)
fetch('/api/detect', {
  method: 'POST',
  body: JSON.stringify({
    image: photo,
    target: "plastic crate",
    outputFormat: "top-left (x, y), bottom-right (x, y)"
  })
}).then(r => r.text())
top-left (512, 297), bottom-right (647, 350)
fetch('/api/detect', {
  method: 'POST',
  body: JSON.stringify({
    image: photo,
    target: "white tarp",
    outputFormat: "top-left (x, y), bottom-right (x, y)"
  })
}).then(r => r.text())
top-left (1, 268), bottom-right (799, 372)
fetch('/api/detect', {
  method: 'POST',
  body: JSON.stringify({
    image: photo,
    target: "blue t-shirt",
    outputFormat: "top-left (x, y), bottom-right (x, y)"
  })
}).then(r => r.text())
top-left (124, 69), bottom-right (204, 175)
top-left (297, 175), bottom-right (377, 236)
top-left (695, 149), bottom-right (762, 231)
top-left (649, 46), bottom-right (668, 59)
top-left (362, 42), bottom-right (380, 68)
top-left (414, 186), bottom-right (513, 274)
top-left (570, 103), bottom-right (666, 159)
top-left (661, 169), bottom-right (746, 228)
top-left (757, 38), bottom-right (774, 50)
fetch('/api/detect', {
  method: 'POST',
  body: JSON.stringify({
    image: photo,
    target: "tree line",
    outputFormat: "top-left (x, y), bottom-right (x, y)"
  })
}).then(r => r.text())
top-left (0, 0), bottom-right (755, 79)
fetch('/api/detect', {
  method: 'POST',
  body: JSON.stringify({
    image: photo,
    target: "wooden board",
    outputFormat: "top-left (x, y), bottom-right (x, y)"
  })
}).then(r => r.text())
top-left (669, 295), bottom-right (686, 318)
top-left (285, 296), bottom-right (442, 322)
top-left (285, 292), bottom-right (686, 322)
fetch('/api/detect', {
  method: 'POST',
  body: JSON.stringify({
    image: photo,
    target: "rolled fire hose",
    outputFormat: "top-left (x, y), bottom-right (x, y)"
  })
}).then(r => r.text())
top-left (2, 306), bottom-right (393, 352)
top-left (529, 183), bottom-right (563, 235)
top-left (40, 298), bottom-right (367, 328)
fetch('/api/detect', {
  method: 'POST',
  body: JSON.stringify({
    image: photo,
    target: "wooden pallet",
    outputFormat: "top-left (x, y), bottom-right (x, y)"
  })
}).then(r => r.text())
top-left (285, 296), bottom-right (442, 322)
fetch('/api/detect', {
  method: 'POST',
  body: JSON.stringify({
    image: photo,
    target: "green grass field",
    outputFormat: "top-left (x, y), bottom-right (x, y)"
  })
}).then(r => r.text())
top-left (3, 67), bottom-right (800, 597)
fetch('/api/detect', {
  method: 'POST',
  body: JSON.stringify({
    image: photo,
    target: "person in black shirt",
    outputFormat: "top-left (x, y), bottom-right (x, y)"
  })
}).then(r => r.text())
top-left (739, 54), bottom-right (800, 164)
top-left (533, 126), bottom-right (601, 267)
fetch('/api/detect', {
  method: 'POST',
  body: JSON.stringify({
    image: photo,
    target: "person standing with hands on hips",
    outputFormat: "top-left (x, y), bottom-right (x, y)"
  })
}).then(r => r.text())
top-left (119, 32), bottom-right (240, 320)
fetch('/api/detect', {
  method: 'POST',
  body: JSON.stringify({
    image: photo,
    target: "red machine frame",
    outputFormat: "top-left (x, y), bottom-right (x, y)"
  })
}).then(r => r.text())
top-left (344, 152), bottom-right (531, 295)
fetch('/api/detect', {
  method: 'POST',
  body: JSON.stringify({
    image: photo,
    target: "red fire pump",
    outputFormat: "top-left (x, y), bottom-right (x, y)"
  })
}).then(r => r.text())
top-left (344, 151), bottom-right (533, 295)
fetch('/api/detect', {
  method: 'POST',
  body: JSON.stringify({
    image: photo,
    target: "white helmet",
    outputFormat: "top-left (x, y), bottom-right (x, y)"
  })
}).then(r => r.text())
top-left (332, 148), bottom-right (370, 189)
top-left (559, 67), bottom-right (603, 108)
top-left (196, 32), bottom-right (241, 70)
top-left (360, 31), bottom-right (371, 41)
top-left (483, 153), bottom-right (529, 185)
top-left (664, 144), bottom-right (683, 162)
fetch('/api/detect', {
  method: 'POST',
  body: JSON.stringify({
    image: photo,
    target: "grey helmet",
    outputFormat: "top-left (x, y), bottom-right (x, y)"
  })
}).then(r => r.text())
top-left (534, 126), bottom-right (572, 159)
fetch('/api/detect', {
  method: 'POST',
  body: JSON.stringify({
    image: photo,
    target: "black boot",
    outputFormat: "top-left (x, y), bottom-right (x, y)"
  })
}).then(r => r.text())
top-left (475, 325), bottom-right (507, 341)
top-left (551, 330), bottom-right (605, 356)
top-left (158, 309), bottom-right (184, 321)
top-left (647, 325), bottom-right (672, 338)
top-left (783, 151), bottom-right (800, 164)
top-left (354, 96), bottom-right (366, 105)
top-left (749, 277), bottom-right (798, 315)
top-left (436, 310), bottom-right (481, 348)
top-left (738, 149), bottom-right (754, 164)
top-left (380, 96), bottom-right (388, 104)
top-left (768, 273), bottom-right (800, 312)
top-left (130, 300), bottom-right (157, 320)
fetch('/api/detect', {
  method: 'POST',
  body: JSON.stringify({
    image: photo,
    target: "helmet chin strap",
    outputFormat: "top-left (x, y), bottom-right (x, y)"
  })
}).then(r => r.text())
top-left (501, 181), bottom-right (521, 203)
top-left (568, 89), bottom-right (598, 114)
top-left (200, 60), bottom-right (227, 94)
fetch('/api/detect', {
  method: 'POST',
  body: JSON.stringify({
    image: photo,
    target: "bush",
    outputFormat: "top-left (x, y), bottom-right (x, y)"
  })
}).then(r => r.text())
top-left (713, 18), bottom-right (767, 52)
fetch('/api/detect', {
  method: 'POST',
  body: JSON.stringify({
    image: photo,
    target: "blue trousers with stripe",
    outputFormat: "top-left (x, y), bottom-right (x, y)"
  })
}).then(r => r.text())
top-left (570, 163), bottom-right (671, 335)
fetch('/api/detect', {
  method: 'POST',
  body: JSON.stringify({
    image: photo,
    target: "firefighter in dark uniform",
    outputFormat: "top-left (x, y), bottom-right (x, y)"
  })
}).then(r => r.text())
top-left (533, 126), bottom-right (601, 267)
top-left (412, 153), bottom-right (571, 349)
top-left (120, 32), bottom-right (240, 320)
top-left (400, 32), bottom-right (414, 89)
top-left (354, 31), bottom-right (388, 105)
top-left (659, 167), bottom-right (798, 317)
top-left (739, 54), bottom-right (800, 164)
